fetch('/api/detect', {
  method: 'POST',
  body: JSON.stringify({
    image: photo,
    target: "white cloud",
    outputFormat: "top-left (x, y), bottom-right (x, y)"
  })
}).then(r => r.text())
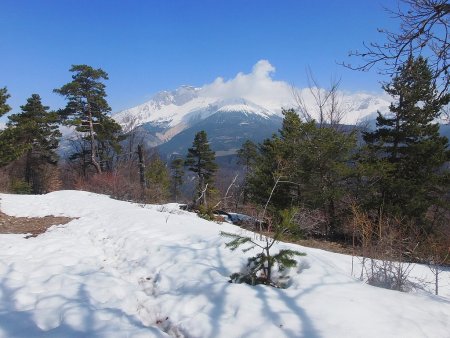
top-left (200, 60), bottom-right (295, 112)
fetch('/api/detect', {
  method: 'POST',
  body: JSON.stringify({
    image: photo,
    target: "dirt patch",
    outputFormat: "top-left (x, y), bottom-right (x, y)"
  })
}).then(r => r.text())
top-left (237, 222), bottom-right (358, 256)
top-left (0, 211), bottom-right (74, 238)
top-left (291, 238), bottom-right (356, 256)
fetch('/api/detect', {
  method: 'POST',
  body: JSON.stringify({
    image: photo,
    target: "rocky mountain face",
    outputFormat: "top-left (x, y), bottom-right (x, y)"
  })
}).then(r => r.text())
top-left (158, 111), bottom-right (282, 157)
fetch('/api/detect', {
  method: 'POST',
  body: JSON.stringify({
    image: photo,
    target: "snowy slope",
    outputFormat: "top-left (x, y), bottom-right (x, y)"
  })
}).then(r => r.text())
top-left (0, 191), bottom-right (449, 337)
top-left (214, 98), bottom-right (274, 118)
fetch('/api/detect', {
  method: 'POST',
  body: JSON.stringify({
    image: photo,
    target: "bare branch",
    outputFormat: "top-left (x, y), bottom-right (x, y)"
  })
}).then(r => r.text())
top-left (342, 0), bottom-right (450, 96)
top-left (213, 173), bottom-right (239, 209)
top-left (293, 71), bottom-right (350, 128)
top-left (196, 183), bottom-right (209, 203)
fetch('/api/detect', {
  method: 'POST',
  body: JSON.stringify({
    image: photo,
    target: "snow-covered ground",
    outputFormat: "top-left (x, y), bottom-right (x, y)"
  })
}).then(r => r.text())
top-left (0, 191), bottom-right (449, 337)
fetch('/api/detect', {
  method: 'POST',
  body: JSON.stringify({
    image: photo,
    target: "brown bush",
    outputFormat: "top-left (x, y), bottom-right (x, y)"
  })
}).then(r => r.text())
top-left (73, 170), bottom-right (144, 202)
top-left (350, 205), bottom-right (420, 292)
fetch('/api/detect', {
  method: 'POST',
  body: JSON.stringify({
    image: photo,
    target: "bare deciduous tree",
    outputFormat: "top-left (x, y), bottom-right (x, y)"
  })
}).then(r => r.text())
top-left (214, 173), bottom-right (239, 210)
top-left (293, 70), bottom-right (352, 129)
top-left (350, 204), bottom-right (420, 292)
top-left (344, 0), bottom-right (450, 95)
top-left (423, 230), bottom-right (450, 295)
top-left (120, 113), bottom-right (148, 164)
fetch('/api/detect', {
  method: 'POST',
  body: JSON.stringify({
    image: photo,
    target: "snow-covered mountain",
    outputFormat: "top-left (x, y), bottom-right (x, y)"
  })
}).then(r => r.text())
top-left (114, 86), bottom-right (277, 128)
top-left (113, 84), bottom-right (391, 155)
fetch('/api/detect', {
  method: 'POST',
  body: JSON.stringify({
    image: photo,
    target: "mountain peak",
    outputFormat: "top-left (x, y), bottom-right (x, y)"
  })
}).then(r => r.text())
top-left (215, 98), bottom-right (274, 118)
top-left (151, 85), bottom-right (199, 108)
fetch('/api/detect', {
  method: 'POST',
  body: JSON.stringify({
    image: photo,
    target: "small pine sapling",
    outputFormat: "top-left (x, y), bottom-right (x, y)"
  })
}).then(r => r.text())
top-left (221, 207), bottom-right (306, 288)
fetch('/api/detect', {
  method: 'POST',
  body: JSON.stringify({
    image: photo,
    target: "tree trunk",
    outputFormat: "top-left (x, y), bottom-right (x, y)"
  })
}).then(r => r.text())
top-left (265, 245), bottom-right (272, 285)
top-left (435, 269), bottom-right (439, 295)
top-left (24, 149), bottom-right (33, 190)
top-left (200, 175), bottom-right (207, 207)
top-left (137, 144), bottom-right (146, 190)
top-left (88, 109), bottom-right (102, 174)
top-left (328, 198), bottom-right (336, 238)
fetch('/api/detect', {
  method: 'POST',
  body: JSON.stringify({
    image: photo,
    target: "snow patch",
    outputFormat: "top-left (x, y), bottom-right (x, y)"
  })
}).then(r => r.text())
top-left (0, 191), bottom-right (448, 337)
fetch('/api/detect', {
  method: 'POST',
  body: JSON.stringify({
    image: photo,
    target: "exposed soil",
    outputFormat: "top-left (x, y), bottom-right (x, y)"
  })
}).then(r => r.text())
top-left (237, 221), bottom-right (358, 256)
top-left (290, 238), bottom-right (356, 256)
top-left (0, 211), bottom-right (74, 238)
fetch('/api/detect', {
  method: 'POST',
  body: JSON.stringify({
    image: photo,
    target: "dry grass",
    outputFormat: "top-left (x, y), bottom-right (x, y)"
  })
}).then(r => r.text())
top-left (290, 238), bottom-right (355, 255)
top-left (0, 211), bottom-right (73, 238)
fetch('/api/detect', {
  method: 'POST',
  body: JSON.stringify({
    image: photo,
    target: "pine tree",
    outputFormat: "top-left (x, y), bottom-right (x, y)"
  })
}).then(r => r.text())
top-left (237, 140), bottom-right (258, 169)
top-left (247, 137), bottom-right (290, 208)
top-left (54, 65), bottom-right (123, 175)
top-left (248, 109), bottom-right (317, 209)
top-left (146, 153), bottom-right (170, 202)
top-left (170, 157), bottom-right (185, 202)
top-left (221, 207), bottom-right (306, 288)
top-left (296, 124), bottom-right (356, 236)
top-left (237, 140), bottom-right (258, 205)
top-left (0, 87), bottom-right (11, 117)
top-left (96, 115), bottom-right (124, 171)
top-left (362, 56), bottom-right (450, 224)
top-left (0, 128), bottom-right (25, 167)
top-left (0, 88), bottom-right (25, 167)
top-left (185, 130), bottom-right (218, 206)
top-left (247, 109), bottom-right (356, 236)
top-left (2, 94), bottom-right (61, 193)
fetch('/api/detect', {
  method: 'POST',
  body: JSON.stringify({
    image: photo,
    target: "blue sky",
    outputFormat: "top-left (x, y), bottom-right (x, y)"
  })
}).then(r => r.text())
top-left (1, 0), bottom-right (396, 113)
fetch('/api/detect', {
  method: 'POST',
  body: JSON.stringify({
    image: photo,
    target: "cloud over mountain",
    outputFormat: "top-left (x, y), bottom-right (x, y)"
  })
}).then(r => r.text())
top-left (114, 60), bottom-right (390, 132)
top-left (199, 60), bottom-right (389, 124)
top-left (200, 60), bottom-right (295, 112)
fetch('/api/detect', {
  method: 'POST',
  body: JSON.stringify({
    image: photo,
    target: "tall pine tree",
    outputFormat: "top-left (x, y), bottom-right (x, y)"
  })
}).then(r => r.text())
top-left (362, 56), bottom-right (450, 225)
top-left (185, 130), bottom-right (218, 206)
top-left (0, 87), bottom-right (21, 167)
top-left (146, 153), bottom-right (170, 202)
top-left (2, 94), bottom-right (61, 193)
top-left (54, 65), bottom-right (123, 175)
top-left (248, 109), bottom-right (356, 237)
top-left (237, 140), bottom-right (258, 205)
top-left (170, 157), bottom-right (185, 202)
